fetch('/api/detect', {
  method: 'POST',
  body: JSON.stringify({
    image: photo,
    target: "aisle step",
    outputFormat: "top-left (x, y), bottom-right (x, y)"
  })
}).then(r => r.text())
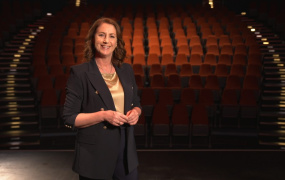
top-left (248, 11), bottom-right (285, 148)
top-left (0, 7), bottom-right (52, 149)
top-left (0, 130), bottom-right (40, 149)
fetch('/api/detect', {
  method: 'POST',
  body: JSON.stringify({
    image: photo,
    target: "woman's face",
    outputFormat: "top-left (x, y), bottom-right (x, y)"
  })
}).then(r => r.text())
top-left (94, 23), bottom-right (117, 58)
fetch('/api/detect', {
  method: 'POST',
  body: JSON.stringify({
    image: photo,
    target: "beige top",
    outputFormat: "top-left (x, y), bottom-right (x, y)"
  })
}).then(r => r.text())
top-left (101, 72), bottom-right (125, 114)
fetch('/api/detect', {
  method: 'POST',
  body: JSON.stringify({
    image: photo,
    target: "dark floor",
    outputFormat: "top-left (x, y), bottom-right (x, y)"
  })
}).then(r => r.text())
top-left (1, 150), bottom-right (285, 180)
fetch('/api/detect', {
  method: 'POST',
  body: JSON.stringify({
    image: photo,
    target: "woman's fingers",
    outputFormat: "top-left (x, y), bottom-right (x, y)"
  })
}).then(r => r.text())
top-left (105, 110), bottom-right (139, 126)
top-left (126, 109), bottom-right (139, 125)
top-left (109, 111), bottom-right (128, 126)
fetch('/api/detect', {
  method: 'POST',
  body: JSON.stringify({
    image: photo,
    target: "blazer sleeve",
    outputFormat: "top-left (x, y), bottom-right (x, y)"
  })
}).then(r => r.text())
top-left (62, 67), bottom-right (83, 130)
top-left (127, 64), bottom-right (142, 111)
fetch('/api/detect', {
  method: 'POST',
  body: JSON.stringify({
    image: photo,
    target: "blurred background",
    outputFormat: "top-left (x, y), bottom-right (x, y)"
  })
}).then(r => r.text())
top-left (0, 0), bottom-right (285, 151)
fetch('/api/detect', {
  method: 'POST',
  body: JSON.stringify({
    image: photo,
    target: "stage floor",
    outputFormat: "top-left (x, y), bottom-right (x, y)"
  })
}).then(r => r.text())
top-left (0, 149), bottom-right (285, 180)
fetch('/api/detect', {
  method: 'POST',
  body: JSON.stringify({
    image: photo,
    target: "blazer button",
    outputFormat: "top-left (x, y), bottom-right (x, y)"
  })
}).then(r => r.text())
top-left (100, 108), bottom-right (104, 111)
top-left (95, 90), bottom-right (99, 94)
top-left (103, 126), bottom-right (107, 130)
top-left (131, 103), bottom-right (133, 106)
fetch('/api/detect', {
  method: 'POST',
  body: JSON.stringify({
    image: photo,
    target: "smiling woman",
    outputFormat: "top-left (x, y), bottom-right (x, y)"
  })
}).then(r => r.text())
top-left (62, 17), bottom-right (142, 180)
top-left (83, 18), bottom-right (126, 67)
top-left (94, 23), bottom-right (117, 59)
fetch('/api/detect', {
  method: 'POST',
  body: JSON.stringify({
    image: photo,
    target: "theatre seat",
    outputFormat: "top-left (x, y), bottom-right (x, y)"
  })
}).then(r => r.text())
top-left (171, 103), bottom-right (190, 147)
top-left (150, 104), bottom-right (171, 148)
top-left (134, 112), bottom-right (148, 148)
top-left (239, 89), bottom-right (259, 128)
top-left (219, 89), bottom-right (240, 128)
top-left (140, 88), bottom-right (157, 118)
top-left (190, 104), bottom-right (210, 147)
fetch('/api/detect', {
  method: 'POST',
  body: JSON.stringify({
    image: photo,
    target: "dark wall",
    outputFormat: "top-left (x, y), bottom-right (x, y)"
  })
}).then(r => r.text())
top-left (40, 0), bottom-right (69, 13)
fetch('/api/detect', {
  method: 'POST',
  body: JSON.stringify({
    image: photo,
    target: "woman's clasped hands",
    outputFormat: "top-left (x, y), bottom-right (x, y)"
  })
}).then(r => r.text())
top-left (105, 109), bottom-right (139, 126)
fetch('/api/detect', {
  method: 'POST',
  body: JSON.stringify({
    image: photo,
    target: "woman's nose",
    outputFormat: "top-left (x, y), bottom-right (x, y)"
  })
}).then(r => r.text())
top-left (103, 37), bottom-right (108, 43)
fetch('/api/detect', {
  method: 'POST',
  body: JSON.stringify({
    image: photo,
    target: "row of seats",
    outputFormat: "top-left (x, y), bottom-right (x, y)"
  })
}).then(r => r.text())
top-left (35, 73), bottom-right (260, 104)
top-left (128, 53), bottom-right (262, 65)
top-left (118, 5), bottom-right (257, 58)
top-left (136, 73), bottom-right (261, 92)
top-left (136, 87), bottom-right (258, 147)
top-left (39, 86), bottom-right (258, 147)
top-left (32, 55), bottom-right (262, 76)
top-left (123, 44), bottom-right (261, 61)
top-left (32, 65), bottom-right (261, 93)
top-left (31, 3), bottom-right (260, 65)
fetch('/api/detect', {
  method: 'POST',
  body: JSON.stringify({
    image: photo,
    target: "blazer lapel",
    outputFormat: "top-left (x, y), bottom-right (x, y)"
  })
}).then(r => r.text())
top-left (115, 65), bottom-right (133, 115)
top-left (86, 60), bottom-right (116, 111)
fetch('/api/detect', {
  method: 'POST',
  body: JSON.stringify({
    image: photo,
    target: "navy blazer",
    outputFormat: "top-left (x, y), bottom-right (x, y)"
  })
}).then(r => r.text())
top-left (62, 59), bottom-right (141, 179)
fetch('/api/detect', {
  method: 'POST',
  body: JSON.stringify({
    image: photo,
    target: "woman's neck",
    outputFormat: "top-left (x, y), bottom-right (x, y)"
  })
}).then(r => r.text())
top-left (95, 58), bottom-right (114, 74)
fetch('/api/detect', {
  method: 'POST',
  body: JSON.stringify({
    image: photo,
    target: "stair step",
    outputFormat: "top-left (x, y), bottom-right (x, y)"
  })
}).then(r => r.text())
top-left (0, 130), bottom-right (40, 138)
top-left (0, 76), bottom-right (30, 81)
top-left (263, 83), bottom-right (285, 88)
top-left (259, 130), bottom-right (285, 136)
top-left (0, 83), bottom-right (31, 89)
top-left (0, 140), bottom-right (40, 149)
top-left (0, 104), bottom-right (36, 112)
top-left (0, 114), bottom-right (38, 122)
top-left (263, 63), bottom-right (285, 71)
top-left (264, 71), bottom-right (285, 76)
top-left (259, 122), bottom-right (285, 130)
top-left (12, 35), bottom-right (36, 42)
top-left (263, 89), bottom-right (285, 94)
top-left (0, 73), bottom-right (31, 79)
top-left (259, 42), bottom-right (284, 47)
top-left (259, 120), bottom-right (285, 126)
top-left (0, 62), bottom-right (31, 66)
top-left (260, 106), bottom-right (285, 112)
top-left (3, 45), bottom-right (33, 50)
top-left (263, 77), bottom-right (285, 81)
top-left (0, 52), bottom-right (32, 57)
top-left (260, 112), bottom-right (285, 119)
top-left (0, 81), bottom-right (31, 87)
top-left (261, 95), bottom-right (285, 100)
top-left (0, 121), bottom-right (38, 131)
top-left (0, 86), bottom-right (32, 92)
top-left (0, 67), bottom-right (30, 73)
top-left (263, 62), bottom-right (285, 67)
top-left (9, 40), bottom-right (35, 45)
top-left (0, 92), bottom-right (33, 98)
top-left (0, 97), bottom-right (36, 106)
top-left (0, 110), bottom-right (38, 118)
top-left (262, 52), bottom-right (285, 56)
top-left (0, 56), bottom-right (31, 61)
top-left (5, 44), bottom-right (33, 49)
top-left (0, 88), bottom-right (32, 93)
top-left (0, 58), bottom-right (33, 63)
top-left (256, 33), bottom-right (281, 38)
top-left (263, 56), bottom-right (285, 60)
top-left (259, 140), bottom-right (285, 147)
top-left (0, 130), bottom-right (40, 149)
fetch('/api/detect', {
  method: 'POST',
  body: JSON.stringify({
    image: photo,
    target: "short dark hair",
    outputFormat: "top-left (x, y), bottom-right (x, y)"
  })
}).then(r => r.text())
top-left (83, 17), bottom-right (126, 67)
